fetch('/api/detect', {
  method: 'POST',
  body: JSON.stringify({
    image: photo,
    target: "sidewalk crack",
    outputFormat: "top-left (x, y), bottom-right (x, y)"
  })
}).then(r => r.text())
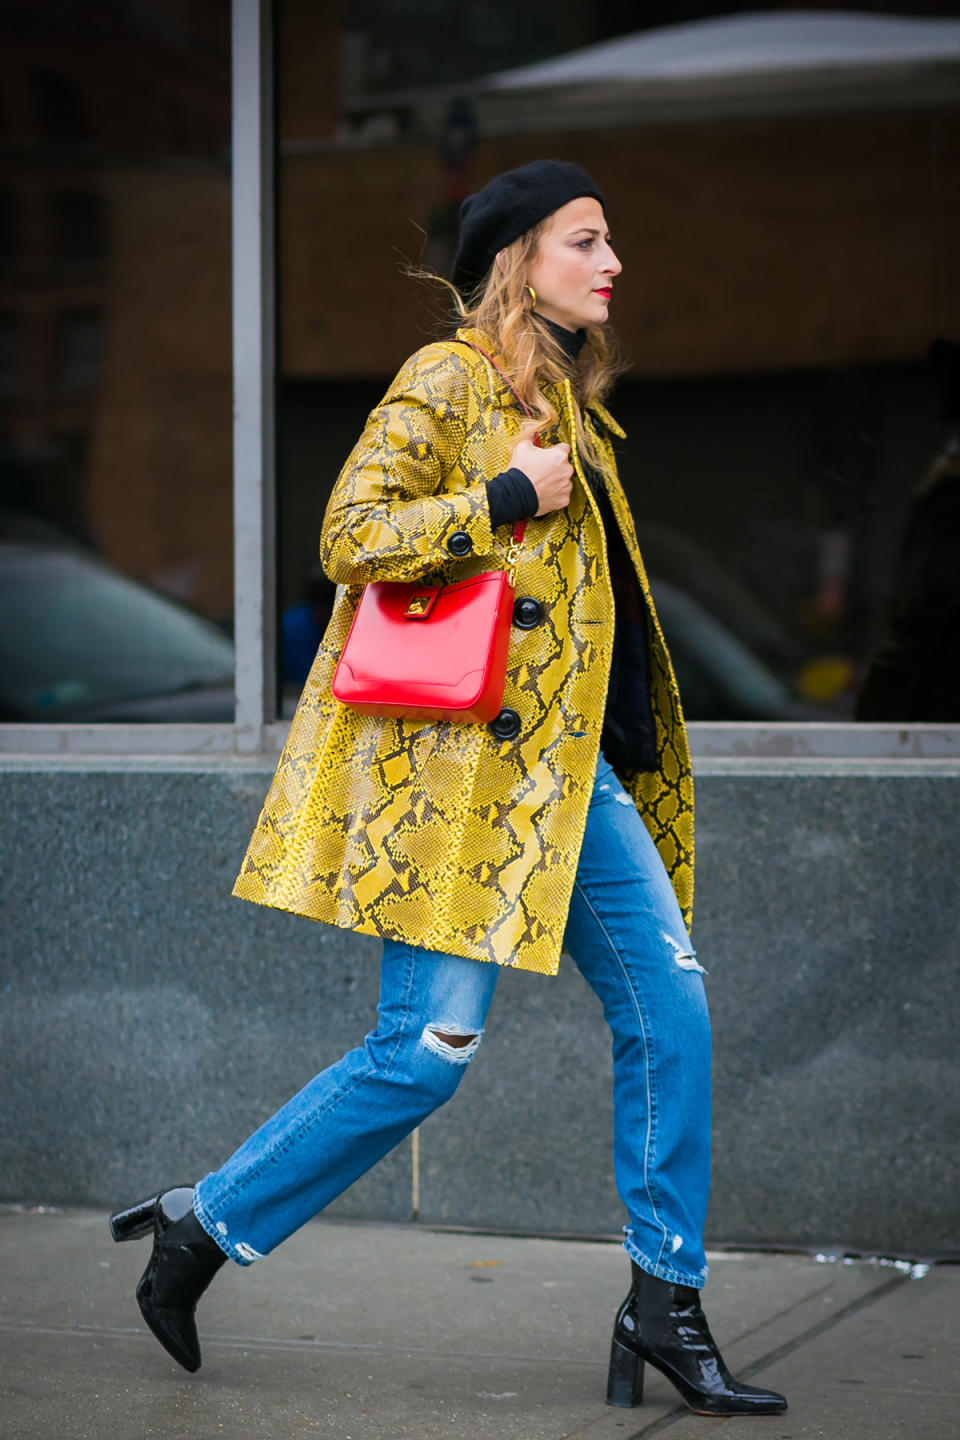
top-left (734, 1271), bottom-right (909, 1382)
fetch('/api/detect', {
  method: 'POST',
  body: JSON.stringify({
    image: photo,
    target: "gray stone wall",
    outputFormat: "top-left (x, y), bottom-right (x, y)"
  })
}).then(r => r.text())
top-left (1, 758), bottom-right (957, 1256)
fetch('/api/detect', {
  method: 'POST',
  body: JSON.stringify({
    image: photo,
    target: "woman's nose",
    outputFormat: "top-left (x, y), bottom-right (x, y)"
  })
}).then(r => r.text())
top-left (602, 245), bottom-right (622, 275)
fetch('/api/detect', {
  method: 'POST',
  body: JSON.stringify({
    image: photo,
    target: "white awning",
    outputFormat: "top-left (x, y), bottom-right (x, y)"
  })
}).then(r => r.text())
top-left (484, 10), bottom-right (960, 89)
top-left (324, 10), bottom-right (960, 149)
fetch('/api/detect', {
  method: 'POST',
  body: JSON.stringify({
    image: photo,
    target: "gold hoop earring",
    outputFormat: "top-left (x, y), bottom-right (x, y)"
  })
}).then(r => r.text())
top-left (525, 284), bottom-right (537, 311)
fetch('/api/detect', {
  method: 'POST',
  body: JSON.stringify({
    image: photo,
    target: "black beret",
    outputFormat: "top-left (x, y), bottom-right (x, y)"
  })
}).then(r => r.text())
top-left (451, 160), bottom-right (605, 296)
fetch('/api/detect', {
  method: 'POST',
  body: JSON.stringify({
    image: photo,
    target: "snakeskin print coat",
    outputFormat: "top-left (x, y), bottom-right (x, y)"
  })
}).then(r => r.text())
top-left (232, 325), bottom-right (694, 976)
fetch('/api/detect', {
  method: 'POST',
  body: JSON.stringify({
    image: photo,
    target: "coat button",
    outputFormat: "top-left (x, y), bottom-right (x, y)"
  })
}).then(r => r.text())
top-left (512, 596), bottom-right (544, 630)
top-left (489, 707), bottom-right (521, 741)
top-left (446, 530), bottom-right (473, 557)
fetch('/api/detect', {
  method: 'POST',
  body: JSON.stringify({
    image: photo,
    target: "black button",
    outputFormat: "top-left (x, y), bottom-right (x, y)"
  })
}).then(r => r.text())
top-left (446, 530), bottom-right (472, 557)
top-left (488, 707), bottom-right (521, 741)
top-left (512, 596), bottom-right (544, 630)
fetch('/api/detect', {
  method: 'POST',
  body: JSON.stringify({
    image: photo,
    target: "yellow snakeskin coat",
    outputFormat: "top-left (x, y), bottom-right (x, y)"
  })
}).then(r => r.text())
top-left (232, 325), bottom-right (694, 975)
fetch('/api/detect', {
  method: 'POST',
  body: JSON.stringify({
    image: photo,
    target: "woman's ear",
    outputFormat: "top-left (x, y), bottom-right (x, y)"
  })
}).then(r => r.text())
top-left (495, 249), bottom-right (506, 275)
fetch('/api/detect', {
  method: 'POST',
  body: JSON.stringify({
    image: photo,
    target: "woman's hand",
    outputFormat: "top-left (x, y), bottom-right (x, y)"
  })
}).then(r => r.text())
top-left (511, 438), bottom-right (574, 517)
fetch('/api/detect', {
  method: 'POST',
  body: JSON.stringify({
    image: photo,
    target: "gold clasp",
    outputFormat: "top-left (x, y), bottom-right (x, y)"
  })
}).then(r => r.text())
top-left (505, 540), bottom-right (522, 588)
top-left (403, 587), bottom-right (441, 618)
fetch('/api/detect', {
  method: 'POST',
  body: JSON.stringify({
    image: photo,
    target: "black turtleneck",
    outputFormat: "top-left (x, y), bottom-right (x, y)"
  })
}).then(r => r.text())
top-left (539, 313), bottom-right (588, 364)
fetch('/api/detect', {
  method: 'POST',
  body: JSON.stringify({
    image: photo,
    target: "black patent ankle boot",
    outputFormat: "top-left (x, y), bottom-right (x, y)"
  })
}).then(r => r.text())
top-left (109, 1186), bottom-right (227, 1372)
top-left (606, 1261), bottom-right (787, 1415)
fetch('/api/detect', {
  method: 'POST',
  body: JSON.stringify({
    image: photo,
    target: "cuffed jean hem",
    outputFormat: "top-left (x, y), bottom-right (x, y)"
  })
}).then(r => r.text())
top-left (623, 1234), bottom-right (709, 1289)
top-left (192, 1184), bottom-right (259, 1267)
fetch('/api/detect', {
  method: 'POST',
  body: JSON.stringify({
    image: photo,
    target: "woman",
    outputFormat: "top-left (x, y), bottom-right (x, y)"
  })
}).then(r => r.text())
top-left (110, 161), bottom-right (786, 1418)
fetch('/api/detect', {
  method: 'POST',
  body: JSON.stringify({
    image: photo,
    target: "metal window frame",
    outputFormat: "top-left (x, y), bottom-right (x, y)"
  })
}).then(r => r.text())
top-left (0, 0), bottom-right (272, 762)
top-left (232, 0), bottom-right (276, 754)
top-left (1, 0), bottom-right (957, 768)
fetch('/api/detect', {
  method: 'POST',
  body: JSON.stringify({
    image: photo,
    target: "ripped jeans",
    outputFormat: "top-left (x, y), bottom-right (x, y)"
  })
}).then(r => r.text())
top-left (193, 752), bottom-right (712, 1287)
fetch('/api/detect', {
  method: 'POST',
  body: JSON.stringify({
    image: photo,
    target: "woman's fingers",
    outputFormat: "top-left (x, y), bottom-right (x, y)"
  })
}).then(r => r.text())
top-left (510, 439), bottom-right (574, 515)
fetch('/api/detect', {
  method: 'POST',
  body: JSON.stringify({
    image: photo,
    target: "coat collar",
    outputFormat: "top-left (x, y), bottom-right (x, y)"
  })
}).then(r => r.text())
top-left (455, 325), bottom-right (507, 372)
top-left (588, 399), bottom-right (627, 439)
top-left (453, 325), bottom-right (626, 437)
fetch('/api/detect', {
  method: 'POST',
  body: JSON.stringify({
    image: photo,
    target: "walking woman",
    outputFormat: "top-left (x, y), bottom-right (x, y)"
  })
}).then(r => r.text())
top-left (110, 161), bottom-right (786, 1418)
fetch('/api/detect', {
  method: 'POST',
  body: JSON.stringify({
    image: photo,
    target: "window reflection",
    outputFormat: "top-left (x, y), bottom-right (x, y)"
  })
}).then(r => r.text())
top-left (34, 69), bottom-right (89, 142)
top-left (276, 1), bottom-right (959, 723)
top-left (0, 311), bottom-right (19, 398)
top-left (52, 308), bottom-right (103, 392)
top-left (51, 190), bottom-right (105, 262)
top-left (0, 190), bottom-right (16, 261)
top-left (1, 0), bottom-right (233, 723)
top-left (856, 345), bottom-right (960, 725)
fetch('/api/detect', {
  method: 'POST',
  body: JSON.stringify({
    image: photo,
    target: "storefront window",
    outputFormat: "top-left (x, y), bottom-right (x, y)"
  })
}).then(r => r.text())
top-left (275, 0), bottom-right (959, 725)
top-left (0, 0), bottom-right (233, 724)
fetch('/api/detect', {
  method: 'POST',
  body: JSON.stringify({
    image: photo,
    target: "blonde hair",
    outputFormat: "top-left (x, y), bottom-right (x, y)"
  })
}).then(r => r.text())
top-left (411, 219), bottom-right (628, 472)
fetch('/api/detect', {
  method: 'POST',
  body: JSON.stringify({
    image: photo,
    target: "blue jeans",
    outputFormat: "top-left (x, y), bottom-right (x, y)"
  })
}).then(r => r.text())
top-left (194, 753), bottom-right (712, 1287)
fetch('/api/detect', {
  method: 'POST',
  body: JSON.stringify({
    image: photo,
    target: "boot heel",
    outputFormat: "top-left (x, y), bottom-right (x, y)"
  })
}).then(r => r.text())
top-left (606, 1337), bottom-right (645, 1407)
top-left (109, 1193), bottom-right (159, 1243)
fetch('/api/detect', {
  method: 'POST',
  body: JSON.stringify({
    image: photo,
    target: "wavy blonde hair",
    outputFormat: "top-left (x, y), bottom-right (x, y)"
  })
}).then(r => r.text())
top-left (412, 218), bottom-right (629, 472)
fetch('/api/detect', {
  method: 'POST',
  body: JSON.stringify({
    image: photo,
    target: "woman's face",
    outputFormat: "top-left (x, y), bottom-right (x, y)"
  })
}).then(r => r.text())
top-left (522, 196), bottom-right (621, 332)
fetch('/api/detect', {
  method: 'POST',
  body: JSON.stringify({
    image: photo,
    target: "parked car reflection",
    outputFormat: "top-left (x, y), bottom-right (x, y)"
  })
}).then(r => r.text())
top-left (3, 517), bottom-right (825, 726)
top-left (1, 524), bottom-right (234, 723)
top-left (649, 577), bottom-right (826, 721)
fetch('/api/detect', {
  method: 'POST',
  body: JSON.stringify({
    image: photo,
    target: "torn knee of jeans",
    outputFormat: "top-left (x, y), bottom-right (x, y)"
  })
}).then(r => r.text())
top-left (661, 930), bottom-right (708, 975)
top-left (421, 1023), bottom-right (483, 1063)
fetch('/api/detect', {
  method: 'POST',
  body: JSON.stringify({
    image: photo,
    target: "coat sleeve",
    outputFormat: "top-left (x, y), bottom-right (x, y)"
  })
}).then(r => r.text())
top-left (320, 342), bottom-right (496, 585)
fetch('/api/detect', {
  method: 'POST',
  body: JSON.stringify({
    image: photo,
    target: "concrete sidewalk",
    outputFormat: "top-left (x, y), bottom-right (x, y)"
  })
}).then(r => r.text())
top-left (0, 1205), bottom-right (954, 1439)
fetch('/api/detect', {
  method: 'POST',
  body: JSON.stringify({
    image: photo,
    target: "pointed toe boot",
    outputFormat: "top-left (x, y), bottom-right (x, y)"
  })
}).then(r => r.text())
top-left (110, 1185), bottom-right (226, 1373)
top-left (606, 1261), bottom-right (787, 1416)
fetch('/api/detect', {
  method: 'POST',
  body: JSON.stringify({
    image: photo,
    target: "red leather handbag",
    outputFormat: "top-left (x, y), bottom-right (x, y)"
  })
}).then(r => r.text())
top-left (331, 344), bottom-right (534, 724)
top-left (330, 522), bottom-right (525, 723)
